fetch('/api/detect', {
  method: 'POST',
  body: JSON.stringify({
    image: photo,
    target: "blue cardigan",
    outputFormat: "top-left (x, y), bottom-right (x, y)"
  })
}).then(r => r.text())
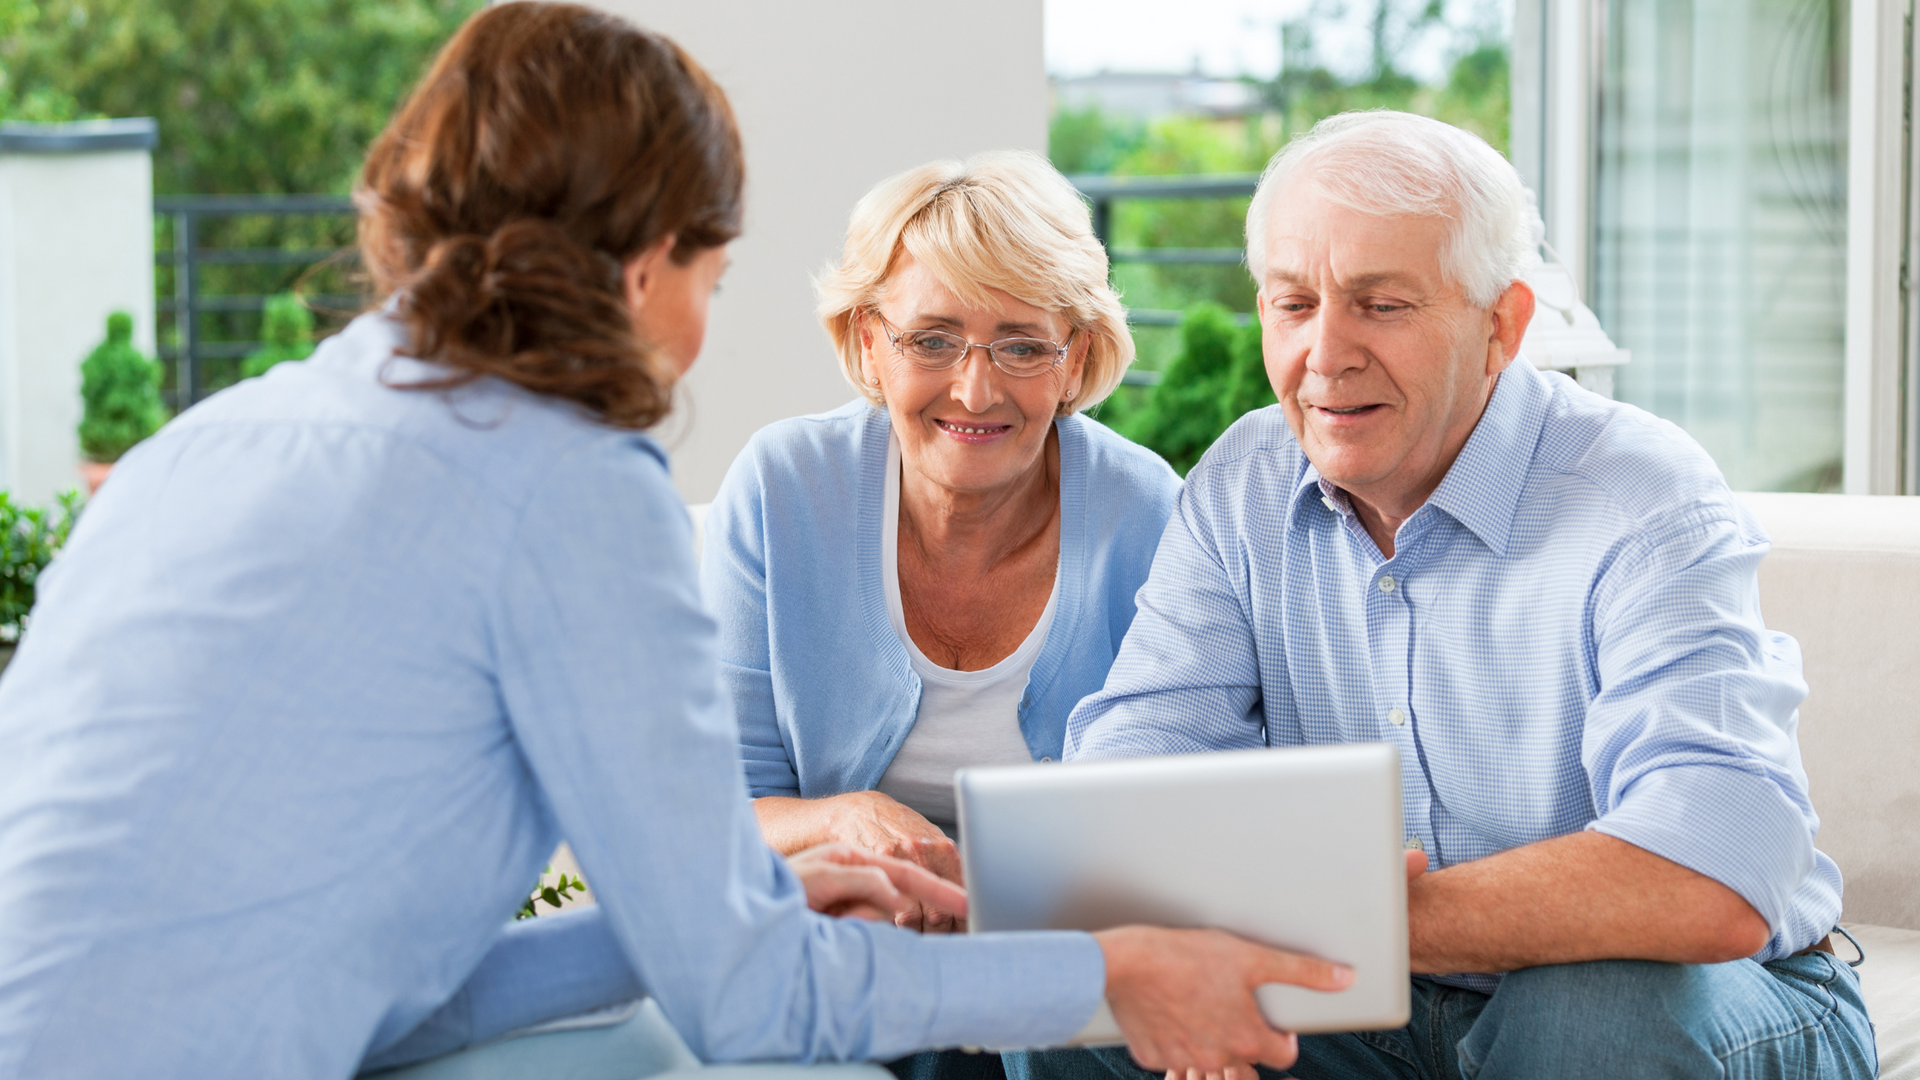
top-left (702, 400), bottom-right (1181, 799)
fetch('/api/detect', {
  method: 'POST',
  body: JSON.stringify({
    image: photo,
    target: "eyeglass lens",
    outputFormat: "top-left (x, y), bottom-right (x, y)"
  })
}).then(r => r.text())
top-left (894, 329), bottom-right (1060, 375)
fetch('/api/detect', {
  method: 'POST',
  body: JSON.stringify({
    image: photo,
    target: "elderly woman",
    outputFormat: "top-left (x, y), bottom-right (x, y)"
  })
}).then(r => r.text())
top-left (703, 153), bottom-right (1179, 918)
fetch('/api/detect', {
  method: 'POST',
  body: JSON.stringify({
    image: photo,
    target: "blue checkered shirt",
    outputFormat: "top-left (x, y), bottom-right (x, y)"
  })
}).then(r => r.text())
top-left (1066, 360), bottom-right (1843, 990)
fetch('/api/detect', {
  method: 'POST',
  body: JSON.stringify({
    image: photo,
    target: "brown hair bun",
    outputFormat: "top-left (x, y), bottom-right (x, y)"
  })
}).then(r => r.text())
top-left (356, 1), bottom-right (743, 429)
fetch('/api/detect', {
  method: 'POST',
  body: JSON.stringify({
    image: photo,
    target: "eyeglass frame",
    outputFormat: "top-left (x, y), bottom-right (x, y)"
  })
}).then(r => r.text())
top-left (865, 309), bottom-right (1076, 378)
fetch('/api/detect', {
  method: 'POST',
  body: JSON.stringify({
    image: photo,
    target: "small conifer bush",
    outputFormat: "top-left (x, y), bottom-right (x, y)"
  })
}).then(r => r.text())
top-left (78, 312), bottom-right (167, 464)
top-left (241, 294), bottom-right (317, 379)
top-left (1112, 303), bottom-right (1275, 475)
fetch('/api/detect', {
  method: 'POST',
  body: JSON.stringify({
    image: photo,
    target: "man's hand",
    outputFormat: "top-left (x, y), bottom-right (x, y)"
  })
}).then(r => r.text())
top-left (1093, 926), bottom-right (1353, 1077)
top-left (787, 842), bottom-right (968, 925)
top-left (756, 792), bottom-right (966, 932)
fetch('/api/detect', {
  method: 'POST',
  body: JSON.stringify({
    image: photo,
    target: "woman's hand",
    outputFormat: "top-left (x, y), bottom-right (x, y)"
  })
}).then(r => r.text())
top-left (1093, 926), bottom-right (1352, 1078)
top-left (756, 792), bottom-right (966, 932)
top-left (1154, 853), bottom-right (1424, 1080)
top-left (788, 842), bottom-right (968, 924)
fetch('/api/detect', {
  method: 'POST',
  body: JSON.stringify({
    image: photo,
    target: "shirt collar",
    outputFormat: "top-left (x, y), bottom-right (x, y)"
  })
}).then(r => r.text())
top-left (1290, 360), bottom-right (1553, 557)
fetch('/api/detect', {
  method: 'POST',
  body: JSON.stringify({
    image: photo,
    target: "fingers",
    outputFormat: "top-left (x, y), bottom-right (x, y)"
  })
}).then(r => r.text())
top-left (812, 843), bottom-right (968, 921)
top-left (1405, 848), bottom-right (1428, 882)
top-left (1246, 943), bottom-right (1353, 994)
top-left (913, 833), bottom-right (966, 884)
top-left (793, 860), bottom-right (901, 921)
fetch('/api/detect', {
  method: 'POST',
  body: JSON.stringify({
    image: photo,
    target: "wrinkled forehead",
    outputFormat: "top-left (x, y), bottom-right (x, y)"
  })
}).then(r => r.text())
top-left (1259, 178), bottom-right (1454, 294)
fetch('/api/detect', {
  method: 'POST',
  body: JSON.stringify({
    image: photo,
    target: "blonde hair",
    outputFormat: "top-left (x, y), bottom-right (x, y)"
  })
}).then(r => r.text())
top-left (816, 150), bottom-right (1133, 414)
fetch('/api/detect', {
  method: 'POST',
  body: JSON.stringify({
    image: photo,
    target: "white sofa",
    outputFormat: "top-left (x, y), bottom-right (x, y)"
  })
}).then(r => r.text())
top-left (1740, 493), bottom-right (1920, 1077)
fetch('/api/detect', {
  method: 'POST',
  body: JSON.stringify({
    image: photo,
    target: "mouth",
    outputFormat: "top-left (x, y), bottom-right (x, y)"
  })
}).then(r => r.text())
top-left (1311, 403), bottom-right (1385, 419)
top-left (934, 418), bottom-right (1014, 443)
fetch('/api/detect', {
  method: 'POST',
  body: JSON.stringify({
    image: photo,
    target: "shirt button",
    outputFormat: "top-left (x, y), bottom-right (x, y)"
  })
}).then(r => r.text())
top-left (1405, 836), bottom-right (1425, 852)
top-left (1378, 575), bottom-right (1396, 593)
top-left (1039, 756), bottom-right (1054, 763)
top-left (1388, 708), bottom-right (1406, 726)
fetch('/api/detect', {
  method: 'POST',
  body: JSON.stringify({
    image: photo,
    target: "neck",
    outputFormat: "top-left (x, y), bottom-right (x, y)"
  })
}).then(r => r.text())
top-left (899, 426), bottom-right (1060, 571)
top-left (1342, 373), bottom-right (1502, 559)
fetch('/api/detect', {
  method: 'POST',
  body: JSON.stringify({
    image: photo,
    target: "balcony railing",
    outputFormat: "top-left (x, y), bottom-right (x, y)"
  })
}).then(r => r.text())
top-left (155, 194), bottom-right (357, 409)
top-left (153, 177), bottom-right (1260, 403)
top-left (1070, 173), bottom-right (1259, 387)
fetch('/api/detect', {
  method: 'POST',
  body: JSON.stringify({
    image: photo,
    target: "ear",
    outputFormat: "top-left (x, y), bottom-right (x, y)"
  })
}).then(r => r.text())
top-left (855, 311), bottom-right (881, 388)
top-left (1061, 329), bottom-right (1091, 404)
top-left (1486, 278), bottom-right (1535, 376)
top-left (622, 235), bottom-right (679, 314)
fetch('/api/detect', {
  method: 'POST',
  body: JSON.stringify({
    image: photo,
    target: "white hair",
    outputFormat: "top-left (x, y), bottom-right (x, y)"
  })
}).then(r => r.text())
top-left (1244, 111), bottom-right (1534, 309)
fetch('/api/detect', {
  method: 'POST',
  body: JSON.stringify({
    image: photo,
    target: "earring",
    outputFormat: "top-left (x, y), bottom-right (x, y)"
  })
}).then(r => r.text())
top-left (1065, 388), bottom-right (1077, 401)
top-left (869, 377), bottom-right (879, 385)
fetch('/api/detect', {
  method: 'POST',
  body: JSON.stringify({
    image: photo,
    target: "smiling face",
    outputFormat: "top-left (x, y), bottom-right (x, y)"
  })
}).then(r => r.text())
top-left (1257, 180), bottom-right (1529, 520)
top-left (861, 256), bottom-right (1086, 499)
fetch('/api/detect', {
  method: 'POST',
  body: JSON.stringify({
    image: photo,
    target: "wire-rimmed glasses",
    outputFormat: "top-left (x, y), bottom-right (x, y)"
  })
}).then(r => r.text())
top-left (869, 311), bottom-right (1072, 377)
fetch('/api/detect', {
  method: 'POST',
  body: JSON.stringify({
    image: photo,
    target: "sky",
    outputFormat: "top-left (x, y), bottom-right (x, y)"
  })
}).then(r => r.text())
top-left (1043, 0), bottom-right (1509, 84)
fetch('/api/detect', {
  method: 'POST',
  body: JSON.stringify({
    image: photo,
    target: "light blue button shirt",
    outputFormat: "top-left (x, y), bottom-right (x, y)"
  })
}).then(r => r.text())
top-left (0, 311), bottom-right (1103, 1079)
top-left (1067, 360), bottom-right (1842, 991)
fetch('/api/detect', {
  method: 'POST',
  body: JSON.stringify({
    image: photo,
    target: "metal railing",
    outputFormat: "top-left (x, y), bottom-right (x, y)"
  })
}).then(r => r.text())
top-left (154, 178), bottom-right (1257, 401)
top-left (1070, 173), bottom-right (1259, 387)
top-left (155, 194), bottom-right (358, 409)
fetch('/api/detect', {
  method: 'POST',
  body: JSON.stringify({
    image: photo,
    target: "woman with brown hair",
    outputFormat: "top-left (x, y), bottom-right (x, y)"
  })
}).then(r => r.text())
top-left (0, 5), bottom-right (1348, 1079)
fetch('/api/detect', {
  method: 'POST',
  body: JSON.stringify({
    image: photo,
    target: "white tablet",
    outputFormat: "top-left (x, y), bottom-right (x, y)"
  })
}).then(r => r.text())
top-left (956, 743), bottom-right (1410, 1046)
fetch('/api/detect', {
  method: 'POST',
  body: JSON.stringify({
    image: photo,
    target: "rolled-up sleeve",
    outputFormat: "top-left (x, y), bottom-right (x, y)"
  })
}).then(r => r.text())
top-left (1583, 505), bottom-right (1826, 950)
top-left (699, 446), bottom-right (801, 798)
top-left (1068, 478), bottom-right (1270, 761)
top-left (491, 437), bottom-right (1103, 1061)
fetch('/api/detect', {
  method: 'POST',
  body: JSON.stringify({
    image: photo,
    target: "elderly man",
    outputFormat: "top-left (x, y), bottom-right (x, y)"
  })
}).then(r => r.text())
top-left (1022, 112), bottom-right (1876, 1079)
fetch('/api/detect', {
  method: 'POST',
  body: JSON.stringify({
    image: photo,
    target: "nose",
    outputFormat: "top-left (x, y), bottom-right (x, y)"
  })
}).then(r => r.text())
top-left (1305, 302), bottom-right (1368, 379)
top-left (951, 345), bottom-right (999, 413)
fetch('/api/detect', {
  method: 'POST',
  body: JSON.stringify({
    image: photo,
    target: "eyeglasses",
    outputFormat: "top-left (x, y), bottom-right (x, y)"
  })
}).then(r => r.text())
top-left (869, 311), bottom-right (1072, 378)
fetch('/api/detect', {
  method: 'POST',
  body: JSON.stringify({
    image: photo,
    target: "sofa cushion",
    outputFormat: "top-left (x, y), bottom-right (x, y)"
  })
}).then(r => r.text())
top-left (1845, 923), bottom-right (1920, 1079)
top-left (1738, 493), bottom-right (1920, 932)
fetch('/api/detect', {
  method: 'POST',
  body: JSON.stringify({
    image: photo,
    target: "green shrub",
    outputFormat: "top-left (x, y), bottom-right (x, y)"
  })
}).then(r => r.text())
top-left (78, 311), bottom-right (166, 464)
top-left (0, 490), bottom-right (79, 644)
top-left (1112, 304), bottom-right (1276, 475)
top-left (242, 293), bottom-right (317, 379)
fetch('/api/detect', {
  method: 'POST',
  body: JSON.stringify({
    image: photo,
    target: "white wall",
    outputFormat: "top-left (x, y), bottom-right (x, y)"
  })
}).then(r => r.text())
top-left (0, 148), bottom-right (156, 505)
top-left (582, 0), bottom-right (1047, 503)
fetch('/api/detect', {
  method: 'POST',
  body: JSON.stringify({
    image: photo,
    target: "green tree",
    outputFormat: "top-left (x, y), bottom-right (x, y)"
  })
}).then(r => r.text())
top-left (242, 293), bottom-right (317, 379)
top-left (1117, 304), bottom-right (1274, 475)
top-left (0, 0), bottom-right (481, 195)
top-left (78, 312), bottom-right (167, 464)
top-left (1048, 106), bottom-right (1145, 176)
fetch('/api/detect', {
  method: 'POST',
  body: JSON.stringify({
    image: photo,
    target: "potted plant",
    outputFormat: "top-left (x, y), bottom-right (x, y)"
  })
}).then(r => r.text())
top-left (0, 490), bottom-right (79, 675)
top-left (78, 311), bottom-right (167, 493)
top-left (241, 293), bottom-right (317, 379)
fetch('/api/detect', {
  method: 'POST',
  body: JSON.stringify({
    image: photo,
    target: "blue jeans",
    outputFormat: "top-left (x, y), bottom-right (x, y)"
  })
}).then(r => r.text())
top-left (1007, 953), bottom-right (1877, 1080)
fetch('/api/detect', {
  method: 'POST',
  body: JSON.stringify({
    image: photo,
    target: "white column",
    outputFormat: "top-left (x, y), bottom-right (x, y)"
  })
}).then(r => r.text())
top-left (0, 119), bottom-right (158, 506)
top-left (1843, 0), bottom-right (1908, 495)
top-left (578, 0), bottom-right (1047, 503)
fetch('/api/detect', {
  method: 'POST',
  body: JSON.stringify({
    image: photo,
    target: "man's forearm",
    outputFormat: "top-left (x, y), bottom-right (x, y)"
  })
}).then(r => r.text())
top-left (1407, 830), bottom-right (1772, 973)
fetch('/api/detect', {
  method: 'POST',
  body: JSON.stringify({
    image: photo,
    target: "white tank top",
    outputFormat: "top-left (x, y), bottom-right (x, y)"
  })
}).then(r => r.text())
top-left (875, 433), bottom-right (1057, 830)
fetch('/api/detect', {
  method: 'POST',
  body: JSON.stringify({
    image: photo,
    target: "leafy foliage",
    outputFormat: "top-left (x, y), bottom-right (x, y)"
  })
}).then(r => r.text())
top-left (241, 293), bottom-right (318, 379)
top-left (79, 312), bottom-right (167, 464)
top-left (0, 0), bottom-right (483, 195)
top-left (1107, 304), bottom-right (1275, 476)
top-left (516, 865), bottom-right (588, 921)
top-left (0, 490), bottom-right (80, 643)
